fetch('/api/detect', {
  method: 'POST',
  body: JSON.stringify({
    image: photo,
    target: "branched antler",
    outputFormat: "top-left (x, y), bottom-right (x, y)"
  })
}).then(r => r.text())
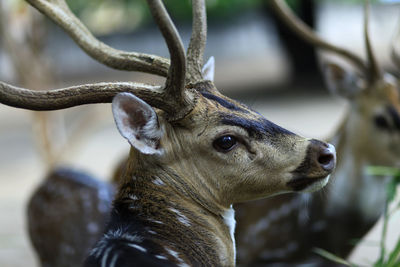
top-left (186, 0), bottom-right (207, 83)
top-left (146, 0), bottom-right (188, 111)
top-left (270, 0), bottom-right (368, 74)
top-left (0, 0), bottom-right (206, 121)
top-left (0, 81), bottom-right (164, 110)
top-left (25, 0), bottom-right (170, 76)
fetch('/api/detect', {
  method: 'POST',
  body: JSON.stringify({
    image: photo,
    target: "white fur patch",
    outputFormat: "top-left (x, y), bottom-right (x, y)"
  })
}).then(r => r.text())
top-left (148, 218), bottom-right (164, 224)
top-left (129, 194), bottom-right (139, 200)
top-left (222, 206), bottom-right (236, 262)
top-left (101, 246), bottom-right (113, 267)
top-left (126, 243), bottom-right (147, 253)
top-left (165, 248), bottom-right (189, 267)
top-left (153, 178), bottom-right (165, 186)
top-left (169, 208), bottom-right (191, 227)
top-left (155, 254), bottom-right (168, 260)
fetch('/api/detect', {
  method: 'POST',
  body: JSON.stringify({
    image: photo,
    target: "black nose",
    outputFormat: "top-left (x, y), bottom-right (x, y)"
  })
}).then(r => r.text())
top-left (310, 139), bottom-right (336, 173)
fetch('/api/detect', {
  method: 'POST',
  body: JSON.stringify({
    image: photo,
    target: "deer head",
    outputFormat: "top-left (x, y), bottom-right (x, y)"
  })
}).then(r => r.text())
top-left (0, 0), bottom-right (336, 203)
top-left (0, 0), bottom-right (336, 265)
top-left (272, 0), bottom-right (400, 168)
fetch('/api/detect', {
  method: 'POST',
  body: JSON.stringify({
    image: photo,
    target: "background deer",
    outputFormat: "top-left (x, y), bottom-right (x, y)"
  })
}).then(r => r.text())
top-left (0, 2), bottom-right (116, 266)
top-left (235, 0), bottom-right (400, 265)
top-left (0, 0), bottom-right (336, 266)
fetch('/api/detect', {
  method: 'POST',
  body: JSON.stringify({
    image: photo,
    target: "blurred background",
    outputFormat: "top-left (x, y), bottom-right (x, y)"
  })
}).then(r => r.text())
top-left (0, 0), bottom-right (400, 266)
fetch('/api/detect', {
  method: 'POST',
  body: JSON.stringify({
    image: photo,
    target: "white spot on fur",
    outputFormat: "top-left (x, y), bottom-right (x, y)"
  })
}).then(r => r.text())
top-left (169, 208), bottom-right (191, 226)
top-left (222, 205), bottom-right (236, 262)
top-left (165, 248), bottom-right (189, 267)
top-left (155, 254), bottom-right (168, 260)
top-left (129, 194), bottom-right (138, 200)
top-left (148, 230), bottom-right (157, 235)
top-left (127, 243), bottom-right (147, 253)
top-left (153, 178), bottom-right (165, 186)
top-left (245, 196), bottom-right (306, 244)
top-left (101, 246), bottom-right (113, 267)
top-left (91, 229), bottom-right (142, 259)
top-left (106, 228), bottom-right (143, 243)
top-left (148, 218), bottom-right (164, 224)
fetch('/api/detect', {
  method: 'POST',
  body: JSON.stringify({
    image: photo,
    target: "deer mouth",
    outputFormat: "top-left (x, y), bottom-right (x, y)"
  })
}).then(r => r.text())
top-left (287, 175), bottom-right (329, 192)
top-left (287, 140), bottom-right (336, 192)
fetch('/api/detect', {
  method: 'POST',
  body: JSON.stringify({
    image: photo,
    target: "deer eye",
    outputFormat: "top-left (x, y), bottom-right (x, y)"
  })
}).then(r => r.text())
top-left (213, 135), bottom-right (237, 152)
top-left (374, 114), bottom-right (390, 130)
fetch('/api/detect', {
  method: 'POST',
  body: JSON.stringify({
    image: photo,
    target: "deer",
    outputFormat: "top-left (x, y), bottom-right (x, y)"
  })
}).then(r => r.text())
top-left (0, 0), bottom-right (336, 266)
top-left (235, 0), bottom-right (400, 266)
top-left (0, 2), bottom-right (116, 266)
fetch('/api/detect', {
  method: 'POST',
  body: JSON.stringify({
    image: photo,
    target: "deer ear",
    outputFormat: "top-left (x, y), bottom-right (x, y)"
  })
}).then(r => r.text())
top-left (321, 62), bottom-right (365, 99)
top-left (112, 93), bottom-right (163, 155)
top-left (202, 56), bottom-right (215, 81)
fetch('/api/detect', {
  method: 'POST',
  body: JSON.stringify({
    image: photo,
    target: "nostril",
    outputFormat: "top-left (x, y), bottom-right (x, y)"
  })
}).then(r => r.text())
top-left (317, 144), bottom-right (336, 171)
top-left (318, 154), bottom-right (334, 166)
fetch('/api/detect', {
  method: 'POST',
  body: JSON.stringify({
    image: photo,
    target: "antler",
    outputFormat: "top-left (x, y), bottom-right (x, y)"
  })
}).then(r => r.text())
top-left (25, 0), bottom-right (170, 76)
top-left (0, 81), bottom-right (163, 110)
top-left (0, 0), bottom-right (197, 120)
top-left (364, 0), bottom-right (382, 82)
top-left (147, 0), bottom-right (189, 115)
top-left (270, 0), bottom-right (368, 74)
top-left (186, 0), bottom-right (207, 83)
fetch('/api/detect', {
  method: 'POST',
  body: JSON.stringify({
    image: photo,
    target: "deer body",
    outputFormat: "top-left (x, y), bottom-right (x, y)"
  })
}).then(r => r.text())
top-left (235, 1), bottom-right (400, 265)
top-left (28, 168), bottom-right (114, 267)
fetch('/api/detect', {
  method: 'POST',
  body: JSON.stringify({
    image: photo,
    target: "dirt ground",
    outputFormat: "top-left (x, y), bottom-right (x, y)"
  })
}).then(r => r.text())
top-left (0, 92), bottom-right (399, 266)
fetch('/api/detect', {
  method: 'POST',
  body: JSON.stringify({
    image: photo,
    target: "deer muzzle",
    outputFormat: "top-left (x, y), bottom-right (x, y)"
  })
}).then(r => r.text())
top-left (288, 139), bottom-right (336, 192)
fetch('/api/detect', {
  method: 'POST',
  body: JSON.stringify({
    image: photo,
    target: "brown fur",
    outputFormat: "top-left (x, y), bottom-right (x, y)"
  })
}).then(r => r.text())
top-left (88, 81), bottom-right (335, 266)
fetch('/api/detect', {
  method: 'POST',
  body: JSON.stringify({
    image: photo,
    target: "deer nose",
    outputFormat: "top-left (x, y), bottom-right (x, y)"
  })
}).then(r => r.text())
top-left (310, 139), bottom-right (336, 173)
top-left (317, 143), bottom-right (336, 172)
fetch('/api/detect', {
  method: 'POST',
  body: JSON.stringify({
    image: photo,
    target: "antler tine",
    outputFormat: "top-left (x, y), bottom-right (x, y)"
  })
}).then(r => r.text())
top-left (270, 0), bottom-right (368, 74)
top-left (146, 0), bottom-right (193, 119)
top-left (25, 0), bottom-right (170, 77)
top-left (364, 0), bottom-right (382, 82)
top-left (186, 0), bottom-right (207, 83)
top-left (0, 81), bottom-right (167, 111)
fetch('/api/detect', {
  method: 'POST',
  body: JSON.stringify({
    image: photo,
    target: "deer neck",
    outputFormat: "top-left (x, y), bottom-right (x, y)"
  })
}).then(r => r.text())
top-left (325, 115), bottom-right (388, 222)
top-left (112, 150), bottom-right (236, 266)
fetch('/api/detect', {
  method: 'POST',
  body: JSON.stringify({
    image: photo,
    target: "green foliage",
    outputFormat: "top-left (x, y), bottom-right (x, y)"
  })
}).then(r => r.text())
top-left (65, 0), bottom-right (385, 34)
top-left (315, 166), bottom-right (400, 267)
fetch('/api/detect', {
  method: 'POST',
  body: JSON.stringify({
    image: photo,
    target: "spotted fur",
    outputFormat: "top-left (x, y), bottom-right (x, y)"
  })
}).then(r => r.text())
top-left (85, 81), bottom-right (335, 266)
